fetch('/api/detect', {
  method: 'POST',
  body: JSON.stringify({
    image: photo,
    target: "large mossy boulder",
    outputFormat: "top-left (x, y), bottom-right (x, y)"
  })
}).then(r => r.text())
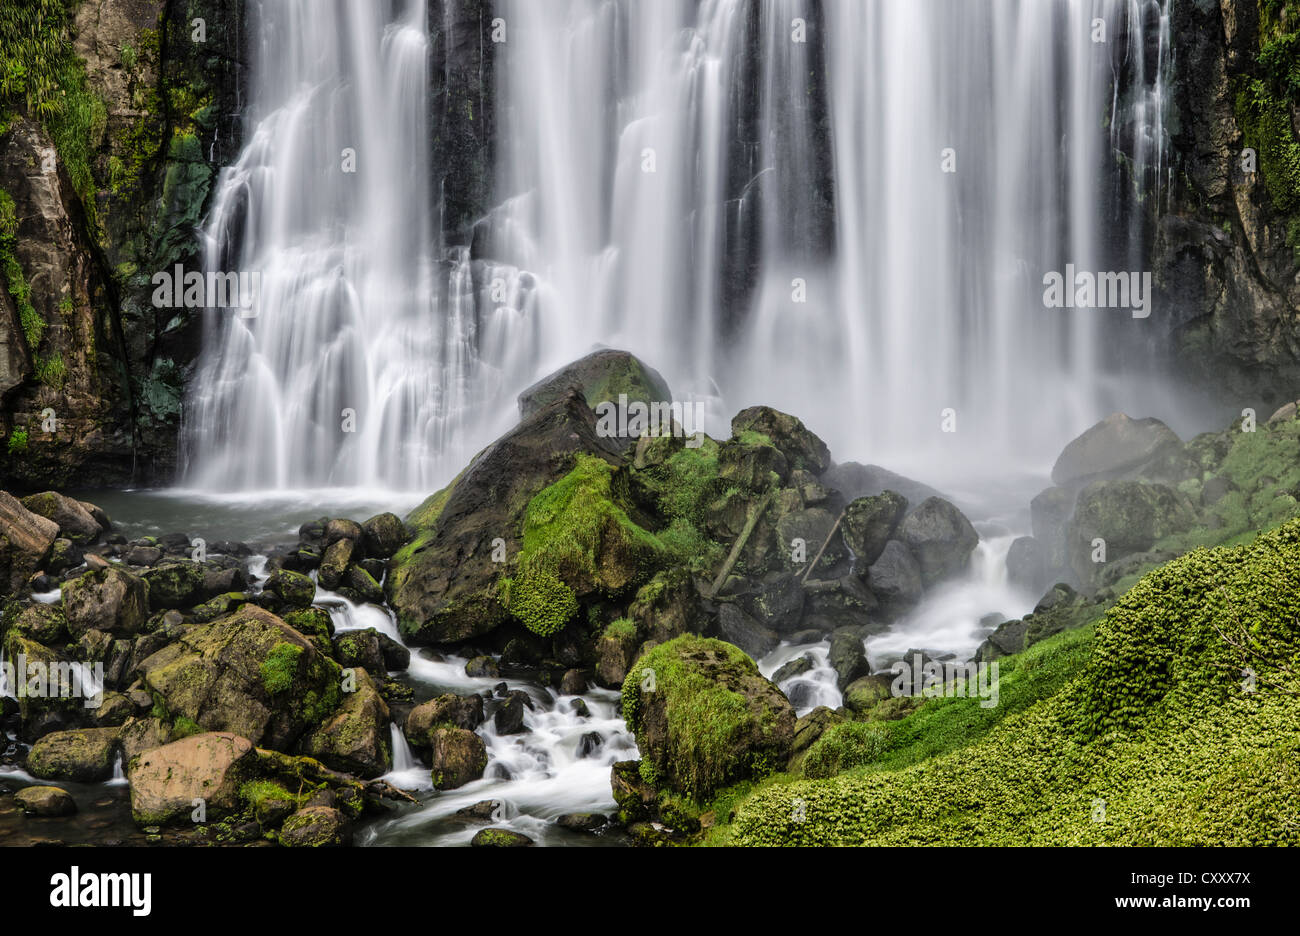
top-left (300, 667), bottom-right (391, 779)
top-left (26, 727), bottom-right (120, 782)
top-left (499, 454), bottom-right (667, 637)
top-left (137, 605), bottom-right (342, 749)
top-left (387, 392), bottom-right (625, 644)
top-left (0, 491), bottom-right (58, 592)
top-left (1066, 480), bottom-right (1198, 588)
top-left (127, 732), bottom-right (256, 826)
top-left (517, 348), bottom-right (672, 420)
top-left (1051, 413), bottom-right (1189, 486)
top-left (896, 497), bottom-right (979, 587)
top-left (404, 693), bottom-right (484, 753)
top-left (61, 565), bottom-right (149, 637)
top-left (730, 406), bottom-right (831, 474)
top-left (620, 635), bottom-right (795, 799)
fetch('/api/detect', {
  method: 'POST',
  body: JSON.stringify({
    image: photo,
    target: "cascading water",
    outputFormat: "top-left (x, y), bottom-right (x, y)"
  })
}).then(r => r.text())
top-left (183, 0), bottom-right (493, 491)
top-left (184, 0), bottom-right (1171, 492)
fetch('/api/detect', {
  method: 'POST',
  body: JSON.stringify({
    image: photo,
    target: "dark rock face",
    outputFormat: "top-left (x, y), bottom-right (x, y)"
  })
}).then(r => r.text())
top-left (1152, 0), bottom-right (1300, 407)
top-left (729, 406), bottom-right (831, 474)
top-left (1066, 480), bottom-right (1198, 589)
top-left (820, 462), bottom-right (943, 510)
top-left (866, 539), bottom-right (923, 619)
top-left (1, 1), bottom-right (246, 488)
top-left (841, 491), bottom-right (908, 566)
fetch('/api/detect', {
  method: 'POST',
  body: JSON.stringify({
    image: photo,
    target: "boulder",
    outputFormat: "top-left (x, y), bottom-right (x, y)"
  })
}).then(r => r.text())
top-left (127, 732), bottom-right (256, 825)
top-left (470, 827), bottom-right (534, 847)
top-left (493, 690), bottom-right (534, 735)
top-left (1066, 480), bottom-right (1198, 588)
top-left (776, 507), bottom-right (847, 576)
top-left (732, 571), bottom-right (805, 633)
top-left (0, 491), bottom-right (58, 592)
top-left (627, 568), bottom-right (700, 644)
top-left (279, 806), bottom-right (350, 847)
top-left (718, 440), bottom-right (789, 489)
top-left (610, 759), bottom-right (657, 823)
top-left (140, 561), bottom-right (207, 610)
top-left (61, 566), bottom-right (148, 637)
top-left (516, 348), bottom-right (672, 420)
top-left (841, 491), bottom-right (908, 566)
top-left (300, 668), bottom-right (391, 779)
top-left (842, 674), bottom-right (894, 713)
top-left (729, 406), bottom-right (831, 474)
top-left (827, 627), bottom-right (870, 690)
top-left (265, 568), bottom-right (315, 610)
top-left (26, 727), bottom-right (120, 782)
top-left (865, 540), bottom-right (923, 618)
top-left (974, 619), bottom-right (1029, 662)
top-left (715, 603), bottom-right (779, 660)
top-left (801, 575), bottom-right (879, 632)
top-left (4, 602), bottom-right (68, 644)
top-left (771, 654), bottom-right (815, 684)
top-left (332, 628), bottom-right (385, 673)
top-left (405, 693), bottom-right (484, 751)
top-left (14, 785), bottom-right (77, 816)
top-left (137, 605), bottom-right (342, 749)
top-left (1051, 413), bottom-right (1187, 486)
top-left (820, 462), bottom-right (942, 510)
top-left (1030, 485), bottom-right (1077, 575)
top-left (387, 392), bottom-right (625, 644)
top-left (896, 497), bottom-right (979, 587)
top-left (360, 512), bottom-right (407, 559)
top-left (317, 538), bottom-right (355, 590)
top-left (621, 635), bottom-right (796, 798)
top-left (790, 706), bottom-right (843, 760)
top-left (594, 620), bottom-right (640, 688)
top-left (429, 727), bottom-right (488, 790)
top-left (20, 491), bottom-right (103, 544)
top-left (1006, 535), bottom-right (1049, 593)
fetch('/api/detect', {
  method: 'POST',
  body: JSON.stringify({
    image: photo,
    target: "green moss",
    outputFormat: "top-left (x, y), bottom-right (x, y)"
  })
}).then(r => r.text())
top-left (501, 454), bottom-right (665, 636)
top-left (736, 429), bottom-right (774, 448)
top-left (723, 518), bottom-right (1300, 845)
top-left (603, 617), bottom-right (637, 641)
top-left (260, 642), bottom-right (303, 696)
top-left (172, 715), bottom-right (201, 739)
top-left (6, 428), bottom-right (28, 454)
top-left (802, 721), bottom-right (890, 779)
top-left (621, 635), bottom-right (779, 799)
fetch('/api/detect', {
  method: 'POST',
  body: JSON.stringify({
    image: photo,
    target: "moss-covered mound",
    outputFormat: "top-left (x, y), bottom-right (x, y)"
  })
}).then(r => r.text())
top-left (727, 517), bottom-right (1300, 845)
top-left (621, 635), bottom-right (795, 799)
top-left (501, 454), bottom-right (666, 636)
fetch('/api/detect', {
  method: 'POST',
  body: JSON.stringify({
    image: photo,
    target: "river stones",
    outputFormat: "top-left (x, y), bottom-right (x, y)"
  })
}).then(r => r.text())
top-left (279, 806), bottom-right (350, 847)
top-left (429, 727), bottom-right (488, 790)
top-left (470, 827), bottom-right (534, 847)
top-left (26, 727), bottom-right (120, 782)
top-left (301, 668), bottom-right (392, 779)
top-left (61, 565), bottom-right (148, 638)
top-left (14, 785), bottom-right (77, 817)
top-left (128, 732), bottom-right (256, 826)
top-left (20, 491), bottom-right (104, 545)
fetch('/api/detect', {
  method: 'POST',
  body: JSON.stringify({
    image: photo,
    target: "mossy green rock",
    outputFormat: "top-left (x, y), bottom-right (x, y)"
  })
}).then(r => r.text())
top-left (266, 568), bottom-right (315, 610)
top-left (140, 561), bottom-right (207, 610)
top-left (470, 827), bottom-right (534, 847)
top-left (621, 635), bottom-right (796, 799)
top-left (387, 392), bottom-right (624, 644)
top-left (1067, 480), bottom-right (1198, 588)
top-left (14, 785), bottom-right (77, 816)
top-left (279, 806), bottom-right (350, 847)
top-left (300, 667), bottom-right (391, 779)
top-left (841, 491), bottom-right (909, 566)
top-left (429, 726), bottom-right (488, 790)
top-left (4, 601), bottom-right (68, 644)
top-left (730, 406), bottom-right (831, 474)
top-left (26, 727), bottom-right (120, 782)
top-left (137, 605), bottom-right (342, 749)
top-left (61, 565), bottom-right (148, 637)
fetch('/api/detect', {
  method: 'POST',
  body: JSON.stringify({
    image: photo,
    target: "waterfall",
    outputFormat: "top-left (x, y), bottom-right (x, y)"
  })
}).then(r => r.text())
top-left (183, 0), bottom-right (1173, 493)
